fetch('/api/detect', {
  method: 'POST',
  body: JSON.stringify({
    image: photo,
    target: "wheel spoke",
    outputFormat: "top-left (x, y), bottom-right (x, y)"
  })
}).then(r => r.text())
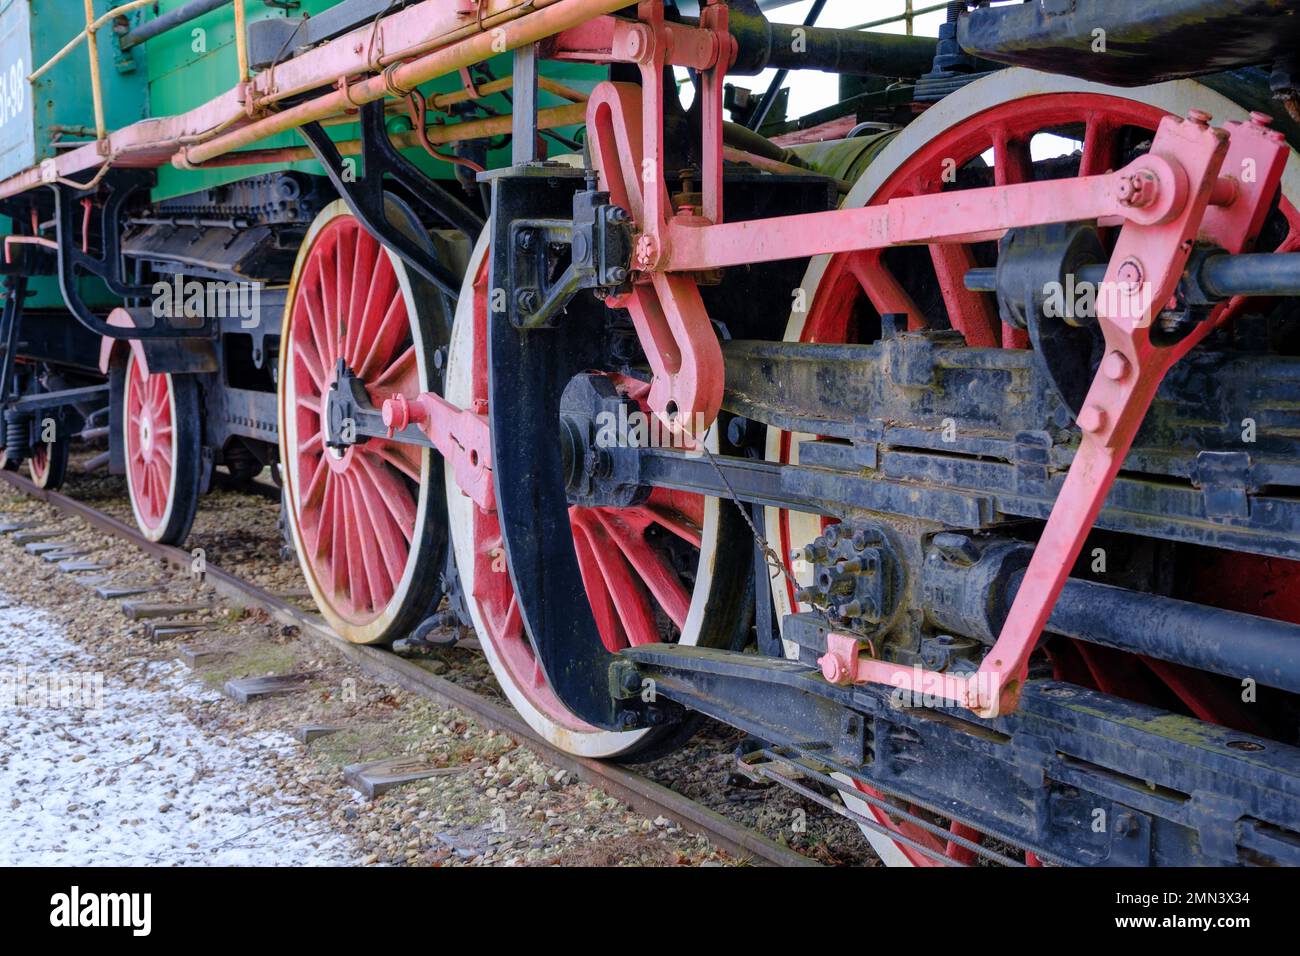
top-left (570, 515), bottom-right (628, 652)
top-left (591, 508), bottom-right (691, 630)
top-left (991, 125), bottom-right (1032, 186)
top-left (350, 455), bottom-right (411, 595)
top-left (928, 244), bottom-right (1001, 348)
top-left (342, 473), bottom-right (382, 610)
top-left (353, 450), bottom-right (417, 543)
top-left (1078, 113), bottom-right (1120, 177)
top-left (846, 251), bottom-right (926, 331)
top-left (369, 439), bottom-right (421, 483)
top-left (365, 338), bottom-right (418, 403)
top-left (571, 510), bottom-right (661, 647)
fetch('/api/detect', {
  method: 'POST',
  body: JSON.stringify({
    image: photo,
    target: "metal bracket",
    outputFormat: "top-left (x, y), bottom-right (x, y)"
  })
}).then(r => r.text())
top-left (509, 187), bottom-right (634, 328)
top-left (51, 169), bottom-right (208, 341)
top-left (298, 100), bottom-right (483, 301)
top-left (0, 275), bottom-right (29, 406)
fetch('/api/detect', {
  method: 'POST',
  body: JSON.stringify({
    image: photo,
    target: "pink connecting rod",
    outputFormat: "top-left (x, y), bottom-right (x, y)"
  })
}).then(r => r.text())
top-left (382, 392), bottom-right (494, 512)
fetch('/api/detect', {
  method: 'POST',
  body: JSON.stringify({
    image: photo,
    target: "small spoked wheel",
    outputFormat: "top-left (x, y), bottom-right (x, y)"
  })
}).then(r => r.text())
top-left (27, 431), bottom-right (68, 491)
top-left (279, 199), bottom-right (454, 644)
top-left (445, 236), bottom-right (747, 759)
top-left (124, 350), bottom-right (201, 544)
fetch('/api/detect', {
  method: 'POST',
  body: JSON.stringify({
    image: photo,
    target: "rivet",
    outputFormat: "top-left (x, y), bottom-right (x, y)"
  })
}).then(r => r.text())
top-left (1101, 351), bottom-right (1131, 382)
top-left (1077, 405), bottom-right (1108, 433)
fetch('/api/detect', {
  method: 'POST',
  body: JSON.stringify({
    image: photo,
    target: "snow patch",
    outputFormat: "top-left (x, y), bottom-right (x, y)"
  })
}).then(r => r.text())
top-left (0, 600), bottom-right (359, 865)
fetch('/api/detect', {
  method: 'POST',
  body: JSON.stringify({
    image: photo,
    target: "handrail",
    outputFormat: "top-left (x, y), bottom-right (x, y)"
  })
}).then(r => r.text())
top-left (27, 0), bottom-right (157, 82)
top-left (82, 0), bottom-right (106, 140)
top-left (30, 0), bottom-right (251, 143)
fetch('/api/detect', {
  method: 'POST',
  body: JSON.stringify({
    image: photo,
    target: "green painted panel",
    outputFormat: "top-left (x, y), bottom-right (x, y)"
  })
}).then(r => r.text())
top-left (0, 0), bottom-right (151, 180)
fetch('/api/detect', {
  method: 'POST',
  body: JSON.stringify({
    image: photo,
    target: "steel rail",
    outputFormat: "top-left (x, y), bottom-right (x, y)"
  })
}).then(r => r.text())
top-left (0, 469), bottom-right (821, 868)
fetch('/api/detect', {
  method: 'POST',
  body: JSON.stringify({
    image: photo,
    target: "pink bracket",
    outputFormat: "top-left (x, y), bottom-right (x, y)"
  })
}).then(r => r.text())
top-left (583, 0), bottom-right (733, 436)
top-left (818, 112), bottom-right (1291, 717)
top-left (382, 391), bottom-right (494, 512)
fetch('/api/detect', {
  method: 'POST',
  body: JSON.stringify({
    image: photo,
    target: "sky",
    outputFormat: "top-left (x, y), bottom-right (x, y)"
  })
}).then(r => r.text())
top-left (676, 1), bottom-right (949, 118)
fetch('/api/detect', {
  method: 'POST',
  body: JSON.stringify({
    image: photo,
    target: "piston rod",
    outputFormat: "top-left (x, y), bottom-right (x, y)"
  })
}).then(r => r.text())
top-left (964, 251), bottom-right (1300, 298)
top-left (1040, 576), bottom-right (1300, 694)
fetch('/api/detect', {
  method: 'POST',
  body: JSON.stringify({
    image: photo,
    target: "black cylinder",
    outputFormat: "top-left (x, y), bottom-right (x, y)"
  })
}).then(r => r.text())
top-left (120, 0), bottom-right (231, 50)
top-left (1042, 576), bottom-right (1300, 695)
top-left (685, 11), bottom-right (937, 77)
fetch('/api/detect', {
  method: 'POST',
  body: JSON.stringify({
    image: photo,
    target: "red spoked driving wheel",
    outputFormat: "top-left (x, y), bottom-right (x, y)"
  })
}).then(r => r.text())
top-left (767, 70), bottom-right (1300, 865)
top-left (124, 350), bottom-right (201, 544)
top-left (280, 200), bottom-right (454, 644)
top-left (446, 236), bottom-right (743, 758)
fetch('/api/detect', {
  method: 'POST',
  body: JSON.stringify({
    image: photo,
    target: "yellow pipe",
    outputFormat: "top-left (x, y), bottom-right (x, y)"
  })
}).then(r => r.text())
top-left (184, 0), bottom-right (628, 166)
top-left (233, 0), bottom-right (249, 82)
top-left (82, 0), bottom-right (107, 141)
top-left (183, 101), bottom-right (587, 169)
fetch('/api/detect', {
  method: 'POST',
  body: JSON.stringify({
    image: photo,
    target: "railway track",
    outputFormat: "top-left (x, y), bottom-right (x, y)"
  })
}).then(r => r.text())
top-left (0, 467), bottom-right (820, 868)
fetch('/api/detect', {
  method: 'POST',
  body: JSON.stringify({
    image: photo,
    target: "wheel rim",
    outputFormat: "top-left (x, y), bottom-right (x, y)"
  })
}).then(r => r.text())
top-left (767, 70), bottom-right (1300, 865)
top-left (446, 236), bottom-right (723, 758)
top-left (28, 441), bottom-right (49, 486)
top-left (280, 201), bottom-right (441, 643)
top-left (125, 351), bottom-right (179, 539)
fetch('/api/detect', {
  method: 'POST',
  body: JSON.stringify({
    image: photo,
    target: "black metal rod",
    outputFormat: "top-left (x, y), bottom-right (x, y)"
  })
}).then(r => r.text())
top-left (120, 0), bottom-right (231, 50)
top-left (747, 0), bottom-right (827, 131)
top-left (681, 10), bottom-right (937, 78)
top-left (965, 252), bottom-right (1300, 298)
top-left (1044, 576), bottom-right (1300, 694)
top-left (1202, 251), bottom-right (1300, 298)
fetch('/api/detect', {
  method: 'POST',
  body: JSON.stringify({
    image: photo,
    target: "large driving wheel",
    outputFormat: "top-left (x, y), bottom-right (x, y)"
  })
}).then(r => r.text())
top-left (767, 69), bottom-right (1300, 865)
top-left (445, 236), bottom-right (748, 759)
top-left (279, 199), bottom-right (456, 644)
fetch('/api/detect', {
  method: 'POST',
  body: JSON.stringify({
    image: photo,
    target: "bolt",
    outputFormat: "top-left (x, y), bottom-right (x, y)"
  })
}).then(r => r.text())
top-left (1077, 404), bottom-right (1108, 434)
top-left (1116, 258), bottom-right (1144, 292)
top-left (607, 266), bottom-right (629, 284)
top-left (824, 524), bottom-right (841, 545)
top-left (1250, 111), bottom-right (1274, 128)
top-left (819, 652), bottom-right (851, 685)
top-left (515, 288), bottom-right (539, 313)
top-left (633, 233), bottom-right (659, 270)
top-left (516, 228), bottom-right (535, 252)
top-left (851, 529), bottom-right (870, 551)
top-left (1101, 351), bottom-right (1131, 382)
top-left (840, 600), bottom-right (864, 618)
top-left (619, 667), bottom-right (642, 694)
top-left (1186, 108), bottom-right (1212, 126)
top-left (1116, 169), bottom-right (1159, 208)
